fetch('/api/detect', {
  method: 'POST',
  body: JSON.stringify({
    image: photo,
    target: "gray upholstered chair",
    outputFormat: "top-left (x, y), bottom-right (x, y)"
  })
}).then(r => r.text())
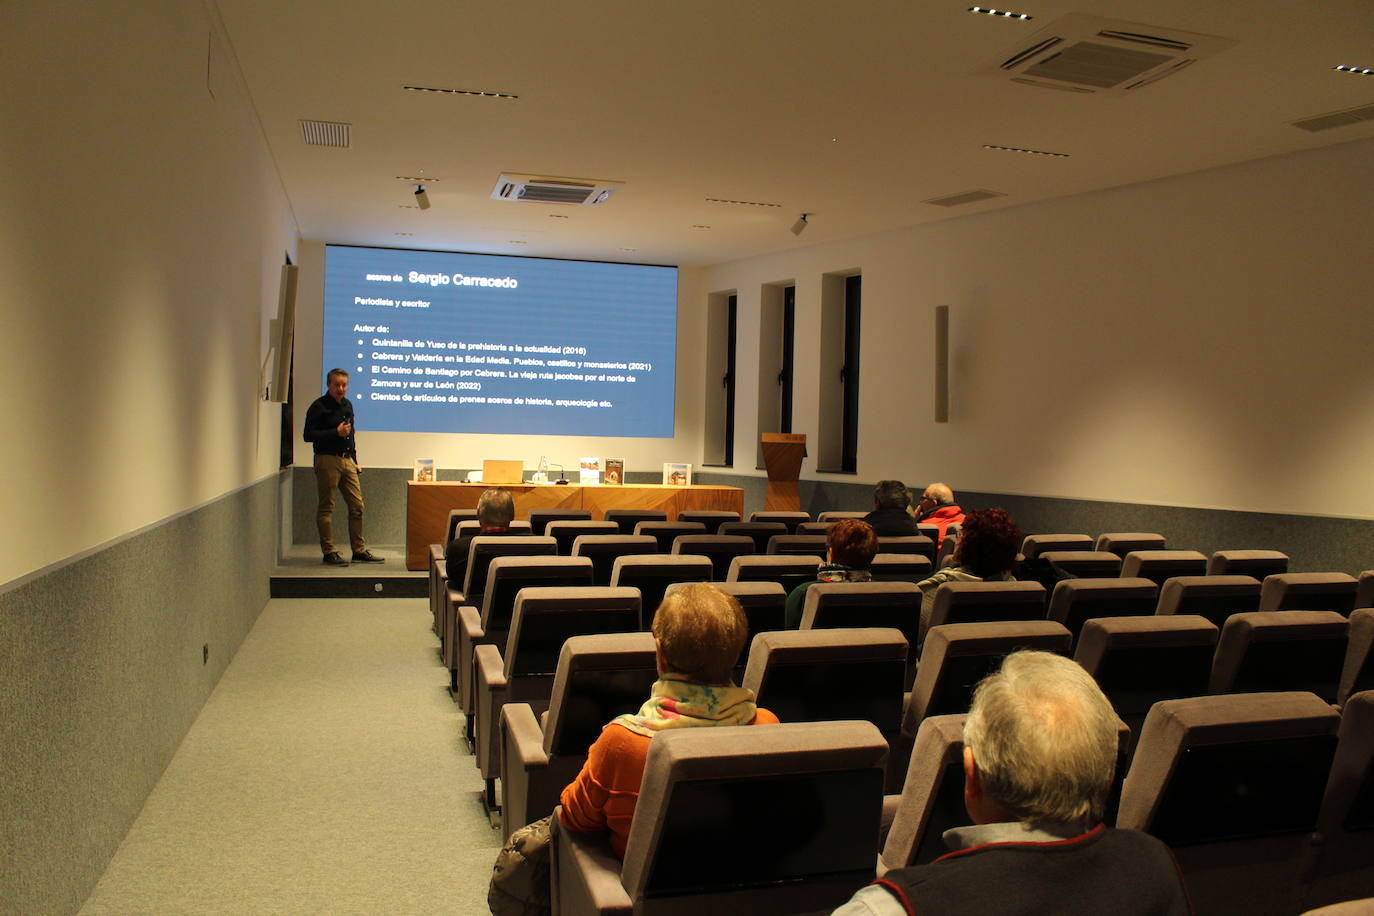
top-left (1208, 611), bottom-right (1349, 703)
top-left (1358, 570), bottom-right (1374, 612)
top-left (1259, 572), bottom-right (1359, 614)
top-left (1338, 608), bottom-right (1374, 707)
top-left (1305, 690), bottom-right (1374, 910)
top-left (726, 554), bottom-right (821, 595)
top-left (1155, 575), bottom-right (1262, 627)
top-left (571, 534), bottom-right (657, 586)
top-left (1048, 577), bottom-right (1158, 642)
top-left (796, 521), bottom-right (833, 536)
top-left (1119, 549), bottom-right (1208, 587)
top-left (1095, 532), bottom-right (1166, 558)
top-left (526, 508), bottom-right (592, 536)
top-left (674, 510), bottom-right (740, 534)
top-left (1207, 549), bottom-right (1289, 580)
top-left (924, 581), bottom-right (1048, 644)
top-left (718, 521), bottom-right (788, 554)
top-left (869, 553), bottom-right (934, 585)
top-left (545, 520), bottom-right (619, 556)
top-left (1040, 550), bottom-right (1124, 579)
top-left (669, 534), bottom-right (754, 581)
top-left (876, 535), bottom-right (936, 562)
top-left (800, 581), bottom-right (922, 684)
top-left (766, 534), bottom-right (828, 558)
top-left (633, 520), bottom-right (707, 553)
top-left (602, 509), bottom-right (668, 536)
top-left (748, 510), bottom-right (811, 532)
top-left (817, 511), bottom-right (867, 523)
top-left (609, 554), bottom-right (712, 626)
top-left (1020, 533), bottom-right (1094, 559)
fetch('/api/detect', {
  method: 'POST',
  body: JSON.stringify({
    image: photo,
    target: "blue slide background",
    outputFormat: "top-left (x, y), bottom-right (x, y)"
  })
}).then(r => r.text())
top-left (323, 245), bottom-right (677, 437)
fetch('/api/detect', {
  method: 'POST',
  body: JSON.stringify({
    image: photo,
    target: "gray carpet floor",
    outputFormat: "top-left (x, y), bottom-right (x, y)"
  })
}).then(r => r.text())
top-left (79, 598), bottom-right (499, 915)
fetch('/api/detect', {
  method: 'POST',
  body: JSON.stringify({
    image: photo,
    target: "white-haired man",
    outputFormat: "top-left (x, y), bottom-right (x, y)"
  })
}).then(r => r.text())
top-left (834, 650), bottom-right (1189, 915)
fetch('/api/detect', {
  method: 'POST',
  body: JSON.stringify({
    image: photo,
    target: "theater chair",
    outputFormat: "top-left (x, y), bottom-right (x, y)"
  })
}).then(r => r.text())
top-left (610, 554), bottom-right (712, 626)
top-left (765, 534), bottom-right (828, 558)
top-left (935, 524), bottom-right (960, 569)
top-left (1338, 608), bottom-right (1374, 706)
top-left (799, 582), bottom-right (922, 684)
top-left (499, 633), bottom-right (659, 840)
top-left (438, 519), bottom-right (537, 637)
top-left (1155, 575), bottom-right (1262, 628)
top-left (571, 535), bottom-right (657, 587)
top-left (817, 511), bottom-right (867, 523)
top-left (551, 721), bottom-right (888, 915)
top-left (545, 520), bottom-right (619, 556)
top-left (797, 521), bottom-right (833, 536)
top-left (1207, 549), bottom-right (1289, 580)
top-left (876, 535), bottom-right (936, 562)
top-left (1020, 533), bottom-right (1094, 560)
top-left (664, 580), bottom-right (786, 679)
top-left (1260, 573), bottom-right (1360, 615)
top-left (1120, 549), bottom-right (1209, 587)
top-left (633, 520), bottom-right (706, 553)
top-left (1118, 692), bottom-right (1341, 916)
top-left (527, 508), bottom-right (592, 536)
top-left (674, 510), bottom-right (739, 534)
top-left (748, 510), bottom-right (811, 532)
top-left (1048, 577), bottom-right (1158, 642)
top-left (444, 508), bottom-right (480, 544)
top-left (1304, 691), bottom-right (1374, 910)
top-left (924, 581), bottom-right (1048, 645)
top-left (742, 627), bottom-right (908, 790)
top-left (1095, 532), bottom-right (1167, 558)
top-left (473, 586), bottom-right (641, 805)
top-left (669, 534), bottom-right (753, 581)
top-left (718, 521), bottom-right (788, 554)
top-left (603, 509), bottom-right (667, 536)
top-left (1358, 571), bottom-right (1374, 611)
top-left (1208, 611), bottom-right (1349, 704)
top-left (1040, 550), bottom-right (1124, 579)
top-left (869, 553), bottom-right (933, 585)
top-left (726, 554), bottom-right (821, 595)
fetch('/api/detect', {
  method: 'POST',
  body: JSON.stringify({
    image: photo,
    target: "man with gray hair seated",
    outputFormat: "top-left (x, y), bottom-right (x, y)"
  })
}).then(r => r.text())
top-left (443, 487), bottom-right (517, 588)
top-left (834, 650), bottom-right (1189, 915)
top-left (914, 482), bottom-right (964, 549)
top-left (862, 479), bottom-right (918, 537)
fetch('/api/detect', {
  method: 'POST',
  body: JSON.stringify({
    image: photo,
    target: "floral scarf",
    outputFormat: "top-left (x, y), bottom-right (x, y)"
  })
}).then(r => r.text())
top-left (613, 675), bottom-right (759, 738)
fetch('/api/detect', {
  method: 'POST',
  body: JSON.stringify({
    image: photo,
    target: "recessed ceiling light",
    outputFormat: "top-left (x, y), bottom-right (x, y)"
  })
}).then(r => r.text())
top-left (705, 198), bottom-right (783, 208)
top-left (1334, 65), bottom-right (1374, 75)
top-left (983, 143), bottom-right (1070, 158)
top-left (403, 85), bottom-right (519, 99)
top-left (691, 225), bottom-right (711, 229)
top-left (968, 6), bottom-right (1033, 20)
top-left (548, 214), bottom-right (570, 219)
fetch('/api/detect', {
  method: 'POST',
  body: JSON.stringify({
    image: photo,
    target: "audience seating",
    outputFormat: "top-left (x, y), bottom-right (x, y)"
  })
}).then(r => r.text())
top-left (1120, 549), bottom-right (1209, 587)
top-left (1305, 691), bottom-right (1374, 910)
top-left (726, 554), bottom-right (821, 595)
top-left (571, 535), bottom-right (657, 586)
top-left (633, 520), bottom-right (706, 552)
top-left (444, 508), bottom-right (479, 544)
top-left (1208, 549), bottom-right (1290, 579)
top-left (1208, 612), bottom-right (1350, 704)
top-left (1021, 533), bottom-right (1094, 559)
top-left (765, 534), bottom-right (828, 558)
top-left (869, 553), bottom-right (933, 584)
top-left (1038, 550), bottom-right (1123, 579)
top-left (1074, 615), bottom-right (1219, 741)
top-left (1095, 532), bottom-right (1167, 558)
top-left (876, 535), bottom-right (936, 562)
top-left (1117, 691), bottom-right (1341, 916)
top-left (718, 521), bottom-right (788, 554)
top-left (924, 581), bottom-right (1048, 643)
top-left (748, 510), bottom-right (811, 532)
top-left (796, 521), bottom-right (832, 535)
top-left (799, 582), bottom-right (923, 683)
top-left (527, 508), bottom-right (592, 536)
top-left (545, 520), bottom-right (620, 556)
top-left (817, 511), bottom-right (866, 523)
top-left (1259, 573), bottom-right (1360, 614)
top-left (1358, 570), bottom-right (1374, 611)
top-left (1338, 608), bottom-right (1373, 706)
top-left (917, 523), bottom-right (941, 543)
top-left (610, 555), bottom-right (712, 625)
top-left (551, 720), bottom-right (888, 915)
top-left (473, 586), bottom-right (641, 797)
top-left (1155, 575), bottom-right (1262, 627)
top-left (454, 518), bottom-right (533, 540)
top-left (742, 627), bottom-right (908, 790)
top-left (499, 633), bottom-right (659, 840)
top-left (935, 524), bottom-right (960, 568)
top-left (674, 510), bottom-right (739, 533)
top-left (602, 509), bottom-right (668, 536)
top-left (669, 534), bottom-right (755, 580)
top-left (1048, 577), bottom-right (1158, 641)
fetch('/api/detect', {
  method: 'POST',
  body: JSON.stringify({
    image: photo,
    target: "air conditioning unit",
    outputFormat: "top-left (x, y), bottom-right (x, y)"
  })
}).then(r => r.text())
top-left (490, 173), bottom-right (622, 205)
top-left (982, 13), bottom-right (1236, 96)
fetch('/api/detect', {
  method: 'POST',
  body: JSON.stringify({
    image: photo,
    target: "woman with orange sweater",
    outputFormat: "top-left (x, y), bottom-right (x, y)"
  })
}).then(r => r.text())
top-left (557, 583), bottom-right (779, 858)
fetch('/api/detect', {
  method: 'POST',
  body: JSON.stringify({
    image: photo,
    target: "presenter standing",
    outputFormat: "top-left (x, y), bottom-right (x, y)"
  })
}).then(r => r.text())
top-left (305, 368), bottom-right (383, 566)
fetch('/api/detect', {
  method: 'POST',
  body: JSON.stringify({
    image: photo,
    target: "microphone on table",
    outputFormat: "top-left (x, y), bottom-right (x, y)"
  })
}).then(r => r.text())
top-left (550, 464), bottom-right (569, 485)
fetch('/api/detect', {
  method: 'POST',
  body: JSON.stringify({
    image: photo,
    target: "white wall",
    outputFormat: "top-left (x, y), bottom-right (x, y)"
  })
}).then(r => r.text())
top-left (698, 138), bottom-right (1374, 520)
top-left (0, 0), bottom-right (300, 585)
top-left (293, 242), bottom-right (707, 473)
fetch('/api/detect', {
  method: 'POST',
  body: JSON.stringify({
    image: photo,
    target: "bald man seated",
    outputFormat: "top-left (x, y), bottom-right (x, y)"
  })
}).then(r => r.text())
top-left (915, 482), bottom-right (965, 548)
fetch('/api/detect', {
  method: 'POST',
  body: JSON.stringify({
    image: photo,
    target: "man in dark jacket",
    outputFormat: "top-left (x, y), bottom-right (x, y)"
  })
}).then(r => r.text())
top-left (862, 480), bottom-right (918, 537)
top-left (444, 487), bottom-right (517, 592)
top-left (303, 368), bottom-right (382, 566)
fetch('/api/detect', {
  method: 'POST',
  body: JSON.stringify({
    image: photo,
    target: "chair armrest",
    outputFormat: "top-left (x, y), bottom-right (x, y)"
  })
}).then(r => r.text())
top-left (878, 793), bottom-right (902, 852)
top-left (459, 604), bottom-right (484, 641)
top-left (476, 644), bottom-right (509, 780)
top-left (502, 703), bottom-right (549, 769)
top-left (476, 643), bottom-right (507, 691)
top-left (553, 810), bottom-right (633, 915)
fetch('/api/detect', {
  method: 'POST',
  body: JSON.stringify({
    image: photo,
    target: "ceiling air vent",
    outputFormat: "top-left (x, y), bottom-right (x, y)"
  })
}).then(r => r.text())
top-left (491, 173), bottom-right (622, 206)
top-left (299, 119), bottom-right (351, 148)
top-left (1291, 102), bottom-right (1374, 133)
top-left (981, 13), bottom-right (1235, 96)
top-left (924, 189), bottom-right (1007, 208)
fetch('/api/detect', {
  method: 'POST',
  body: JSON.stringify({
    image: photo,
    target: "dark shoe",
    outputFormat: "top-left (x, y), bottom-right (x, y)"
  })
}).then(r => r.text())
top-left (323, 552), bottom-right (349, 566)
top-left (352, 550), bottom-right (384, 563)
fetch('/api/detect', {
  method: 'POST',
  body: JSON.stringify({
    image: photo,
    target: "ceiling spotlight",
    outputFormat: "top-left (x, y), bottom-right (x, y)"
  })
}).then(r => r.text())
top-left (790, 213), bottom-right (810, 237)
top-left (413, 185), bottom-right (431, 210)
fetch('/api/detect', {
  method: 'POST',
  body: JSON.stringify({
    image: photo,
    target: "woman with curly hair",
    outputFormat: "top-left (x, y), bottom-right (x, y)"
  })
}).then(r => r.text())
top-left (916, 507), bottom-right (1021, 640)
top-left (783, 518), bottom-right (879, 628)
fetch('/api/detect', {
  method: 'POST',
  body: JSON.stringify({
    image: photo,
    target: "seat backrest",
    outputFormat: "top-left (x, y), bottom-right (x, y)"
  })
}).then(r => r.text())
top-left (545, 520), bottom-right (620, 555)
top-left (446, 508), bottom-right (479, 544)
top-left (1021, 533), bottom-right (1094, 560)
top-left (619, 721), bottom-right (888, 911)
top-left (543, 632), bottom-right (659, 757)
top-left (1074, 615), bottom-right (1219, 720)
top-left (1048, 577), bottom-right (1158, 641)
top-left (718, 521), bottom-right (789, 554)
top-left (671, 534), bottom-right (755, 580)
top-left (456, 518), bottom-right (533, 540)
top-left (463, 535), bottom-right (558, 606)
top-left (801, 582), bottom-right (923, 658)
top-left (926, 581), bottom-right (1048, 634)
top-left (917, 524), bottom-right (941, 544)
top-left (1359, 570), bottom-right (1374, 612)
top-left (935, 524), bottom-right (961, 568)
top-left (610, 554), bottom-right (713, 624)
top-left (674, 510), bottom-right (740, 534)
top-left (1155, 575), bottom-right (1262, 627)
top-left (1041, 550), bottom-right (1124, 579)
top-left (1340, 608), bottom-right (1374, 706)
top-left (504, 586), bottom-right (642, 678)
top-left (1209, 611), bottom-right (1350, 703)
top-left (1207, 549), bottom-right (1289, 579)
top-left (748, 510), bottom-right (811, 532)
top-left (742, 628), bottom-right (908, 733)
top-left (603, 509), bottom-right (668, 535)
top-left (906, 621), bottom-right (1072, 725)
top-left (796, 521), bottom-right (833, 536)
top-left (876, 535), bottom-right (936, 561)
top-left (1259, 572), bottom-right (1360, 614)
top-left (727, 554), bottom-right (822, 595)
top-left (1095, 532), bottom-right (1167, 558)
top-left (526, 508), bottom-right (592, 536)
top-left (479, 555), bottom-right (594, 630)
top-left (870, 553), bottom-right (934, 584)
top-left (1120, 550), bottom-right (1209, 587)
top-left (880, 714), bottom-right (968, 871)
top-left (1313, 691), bottom-right (1374, 885)
top-left (571, 534), bottom-right (658, 586)
top-left (817, 511), bottom-right (867, 523)
top-left (766, 534), bottom-right (828, 558)
top-left (634, 520), bottom-right (708, 552)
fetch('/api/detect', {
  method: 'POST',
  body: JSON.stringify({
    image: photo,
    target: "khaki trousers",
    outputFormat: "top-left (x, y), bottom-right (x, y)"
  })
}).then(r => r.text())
top-left (314, 454), bottom-right (366, 555)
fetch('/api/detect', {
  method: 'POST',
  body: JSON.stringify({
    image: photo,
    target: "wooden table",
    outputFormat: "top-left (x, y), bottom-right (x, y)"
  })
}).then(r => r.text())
top-left (405, 481), bottom-right (745, 569)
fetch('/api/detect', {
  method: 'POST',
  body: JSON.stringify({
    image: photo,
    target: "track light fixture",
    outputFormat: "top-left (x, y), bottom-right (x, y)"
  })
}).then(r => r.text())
top-left (414, 185), bottom-right (431, 210)
top-left (790, 212), bottom-right (810, 237)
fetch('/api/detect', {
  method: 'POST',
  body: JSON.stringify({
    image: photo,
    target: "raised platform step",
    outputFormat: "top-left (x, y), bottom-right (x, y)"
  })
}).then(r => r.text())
top-left (271, 545), bottom-right (424, 599)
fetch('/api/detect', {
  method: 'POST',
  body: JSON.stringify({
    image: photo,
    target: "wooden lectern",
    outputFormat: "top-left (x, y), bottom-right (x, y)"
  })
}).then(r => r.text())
top-left (761, 433), bottom-right (807, 511)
